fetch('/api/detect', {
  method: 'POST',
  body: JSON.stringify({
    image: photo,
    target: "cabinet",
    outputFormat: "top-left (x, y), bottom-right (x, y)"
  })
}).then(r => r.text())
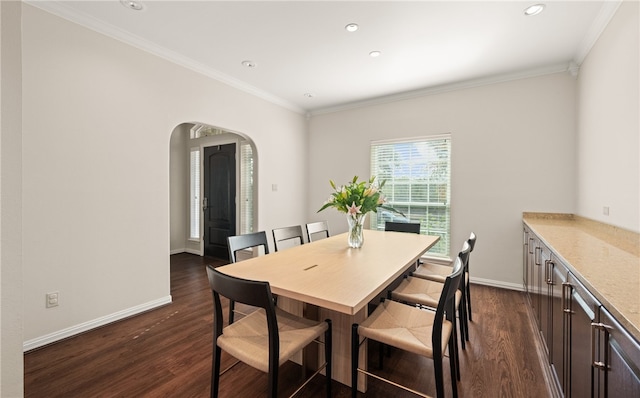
top-left (563, 272), bottom-right (601, 398)
top-left (549, 254), bottom-right (568, 392)
top-left (594, 307), bottom-right (640, 398)
top-left (523, 231), bottom-right (552, 358)
top-left (522, 225), bottom-right (640, 397)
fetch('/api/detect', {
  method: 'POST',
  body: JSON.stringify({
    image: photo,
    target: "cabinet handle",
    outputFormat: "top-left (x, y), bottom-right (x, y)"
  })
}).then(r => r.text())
top-left (562, 282), bottom-right (572, 395)
top-left (544, 260), bottom-right (549, 283)
top-left (591, 322), bottom-right (613, 372)
top-left (562, 282), bottom-right (573, 314)
top-left (545, 260), bottom-right (555, 284)
top-left (535, 246), bottom-right (541, 265)
top-left (528, 238), bottom-right (534, 254)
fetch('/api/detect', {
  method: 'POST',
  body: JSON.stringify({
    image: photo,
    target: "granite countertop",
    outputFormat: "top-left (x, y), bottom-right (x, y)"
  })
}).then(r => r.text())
top-left (523, 213), bottom-right (640, 342)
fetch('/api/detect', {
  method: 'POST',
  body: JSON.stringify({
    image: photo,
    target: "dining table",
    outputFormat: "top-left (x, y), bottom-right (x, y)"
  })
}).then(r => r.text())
top-left (216, 229), bottom-right (440, 390)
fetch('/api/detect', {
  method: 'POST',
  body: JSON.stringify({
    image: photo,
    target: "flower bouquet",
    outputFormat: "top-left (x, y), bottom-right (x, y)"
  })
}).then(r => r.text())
top-left (318, 176), bottom-right (404, 248)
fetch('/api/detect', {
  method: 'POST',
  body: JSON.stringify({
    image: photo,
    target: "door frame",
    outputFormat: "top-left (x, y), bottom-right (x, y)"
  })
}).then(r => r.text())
top-left (196, 136), bottom-right (242, 255)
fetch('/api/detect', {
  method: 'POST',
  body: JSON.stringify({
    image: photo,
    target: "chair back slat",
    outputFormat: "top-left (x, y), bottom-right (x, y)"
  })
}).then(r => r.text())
top-left (306, 221), bottom-right (330, 242)
top-left (467, 232), bottom-right (477, 252)
top-left (227, 231), bottom-right (270, 263)
top-left (207, 266), bottom-right (275, 312)
top-left (384, 221), bottom-right (420, 234)
top-left (272, 225), bottom-right (304, 251)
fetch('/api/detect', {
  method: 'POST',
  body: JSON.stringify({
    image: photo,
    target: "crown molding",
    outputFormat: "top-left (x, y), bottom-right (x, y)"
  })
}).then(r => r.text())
top-left (25, 0), bottom-right (624, 118)
top-left (24, 1), bottom-right (307, 115)
top-left (574, 0), bottom-right (623, 65)
top-left (309, 63), bottom-right (572, 116)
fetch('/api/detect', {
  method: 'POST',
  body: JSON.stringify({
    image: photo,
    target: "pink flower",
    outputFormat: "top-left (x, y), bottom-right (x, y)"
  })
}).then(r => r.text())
top-left (346, 202), bottom-right (362, 216)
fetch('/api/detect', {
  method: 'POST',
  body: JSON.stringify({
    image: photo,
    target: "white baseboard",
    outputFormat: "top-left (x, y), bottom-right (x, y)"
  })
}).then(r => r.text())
top-left (170, 248), bottom-right (202, 256)
top-left (470, 276), bottom-right (524, 291)
top-left (23, 295), bottom-right (173, 352)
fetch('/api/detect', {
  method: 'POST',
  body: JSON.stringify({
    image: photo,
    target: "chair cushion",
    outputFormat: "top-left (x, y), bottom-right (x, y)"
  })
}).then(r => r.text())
top-left (358, 300), bottom-right (452, 359)
top-left (412, 262), bottom-right (451, 282)
top-left (391, 276), bottom-right (444, 308)
top-left (218, 307), bottom-right (328, 373)
top-left (413, 263), bottom-right (469, 285)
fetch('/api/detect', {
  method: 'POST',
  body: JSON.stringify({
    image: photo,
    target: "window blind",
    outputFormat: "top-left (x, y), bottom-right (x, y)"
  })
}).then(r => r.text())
top-left (239, 142), bottom-right (254, 235)
top-left (189, 148), bottom-right (201, 240)
top-left (370, 135), bottom-right (451, 257)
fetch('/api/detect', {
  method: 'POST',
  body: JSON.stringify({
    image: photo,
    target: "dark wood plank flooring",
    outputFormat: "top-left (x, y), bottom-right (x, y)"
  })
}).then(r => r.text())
top-left (24, 253), bottom-right (550, 397)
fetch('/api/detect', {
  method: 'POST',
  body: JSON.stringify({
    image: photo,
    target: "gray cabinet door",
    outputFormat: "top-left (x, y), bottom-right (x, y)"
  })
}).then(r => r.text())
top-left (549, 255), bottom-right (568, 393)
top-left (595, 307), bottom-right (640, 398)
top-left (539, 242), bottom-right (552, 357)
top-left (565, 272), bottom-right (601, 398)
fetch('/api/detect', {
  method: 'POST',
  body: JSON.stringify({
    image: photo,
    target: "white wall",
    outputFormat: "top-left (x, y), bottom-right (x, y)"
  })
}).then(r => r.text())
top-left (1, 1), bottom-right (24, 395)
top-left (169, 123), bottom-right (190, 254)
top-left (21, 5), bottom-right (307, 347)
top-left (577, 0), bottom-right (639, 232)
top-left (308, 73), bottom-right (577, 287)
top-left (7, 1), bottom-right (638, 393)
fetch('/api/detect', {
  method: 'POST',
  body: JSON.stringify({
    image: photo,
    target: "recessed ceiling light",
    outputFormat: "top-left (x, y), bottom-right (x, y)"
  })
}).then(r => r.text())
top-left (369, 51), bottom-right (381, 58)
top-left (345, 23), bottom-right (359, 32)
top-left (241, 60), bottom-right (257, 68)
top-left (120, 0), bottom-right (144, 11)
top-left (524, 4), bottom-right (545, 16)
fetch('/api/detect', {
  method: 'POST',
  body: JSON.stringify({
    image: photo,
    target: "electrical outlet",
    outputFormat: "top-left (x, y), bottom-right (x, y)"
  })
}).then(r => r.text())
top-left (603, 206), bottom-right (610, 216)
top-left (46, 292), bottom-right (59, 308)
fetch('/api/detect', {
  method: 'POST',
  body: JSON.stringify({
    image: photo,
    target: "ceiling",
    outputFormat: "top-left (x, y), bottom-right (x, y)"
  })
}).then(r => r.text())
top-left (29, 1), bottom-right (620, 114)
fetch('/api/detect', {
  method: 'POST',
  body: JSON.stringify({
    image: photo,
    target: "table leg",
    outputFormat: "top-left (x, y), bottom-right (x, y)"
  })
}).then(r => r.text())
top-left (319, 306), bottom-right (368, 392)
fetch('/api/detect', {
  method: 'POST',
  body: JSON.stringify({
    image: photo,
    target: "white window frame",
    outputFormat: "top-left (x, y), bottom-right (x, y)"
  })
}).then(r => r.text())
top-left (189, 148), bottom-right (201, 241)
top-left (370, 134), bottom-right (451, 258)
top-left (239, 141), bottom-right (255, 235)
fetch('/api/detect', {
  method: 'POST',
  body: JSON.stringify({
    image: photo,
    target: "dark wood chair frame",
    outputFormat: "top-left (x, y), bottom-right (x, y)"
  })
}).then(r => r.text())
top-left (351, 250), bottom-right (466, 398)
top-left (305, 221), bottom-right (330, 242)
top-left (226, 231), bottom-right (270, 324)
top-left (207, 266), bottom-right (332, 398)
top-left (463, 232), bottom-right (477, 341)
top-left (272, 225), bottom-right (305, 252)
top-left (384, 221), bottom-right (421, 234)
top-left (397, 243), bottom-right (471, 382)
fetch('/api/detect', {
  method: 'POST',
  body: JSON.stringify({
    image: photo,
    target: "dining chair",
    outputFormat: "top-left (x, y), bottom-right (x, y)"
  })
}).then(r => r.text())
top-left (305, 221), bottom-right (330, 242)
top-left (385, 221), bottom-right (422, 272)
top-left (272, 225), bottom-right (305, 252)
top-left (227, 231), bottom-right (270, 324)
top-left (351, 252), bottom-right (465, 398)
top-left (389, 242), bottom-right (471, 370)
top-left (412, 232), bottom-right (476, 342)
top-left (206, 266), bottom-right (332, 398)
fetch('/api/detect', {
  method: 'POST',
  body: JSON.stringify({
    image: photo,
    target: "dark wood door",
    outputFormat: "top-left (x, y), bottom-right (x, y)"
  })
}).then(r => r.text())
top-left (203, 144), bottom-right (236, 259)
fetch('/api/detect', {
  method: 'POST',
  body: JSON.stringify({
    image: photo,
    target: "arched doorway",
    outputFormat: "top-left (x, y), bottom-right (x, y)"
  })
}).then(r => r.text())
top-left (169, 122), bottom-right (257, 259)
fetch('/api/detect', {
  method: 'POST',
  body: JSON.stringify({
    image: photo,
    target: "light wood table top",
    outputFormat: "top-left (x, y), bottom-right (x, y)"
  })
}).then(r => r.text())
top-left (218, 229), bottom-right (440, 315)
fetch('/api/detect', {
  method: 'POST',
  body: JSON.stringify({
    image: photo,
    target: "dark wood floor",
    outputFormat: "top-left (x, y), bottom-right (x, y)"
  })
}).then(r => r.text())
top-left (24, 253), bottom-right (551, 397)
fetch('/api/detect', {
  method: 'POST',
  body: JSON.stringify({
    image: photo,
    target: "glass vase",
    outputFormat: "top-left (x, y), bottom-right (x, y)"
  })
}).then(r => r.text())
top-left (347, 213), bottom-right (367, 248)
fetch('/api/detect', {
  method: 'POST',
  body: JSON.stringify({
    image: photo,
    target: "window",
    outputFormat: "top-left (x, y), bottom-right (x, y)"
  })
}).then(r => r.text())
top-left (370, 135), bottom-right (451, 258)
top-left (239, 142), bottom-right (254, 235)
top-left (189, 148), bottom-right (201, 240)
